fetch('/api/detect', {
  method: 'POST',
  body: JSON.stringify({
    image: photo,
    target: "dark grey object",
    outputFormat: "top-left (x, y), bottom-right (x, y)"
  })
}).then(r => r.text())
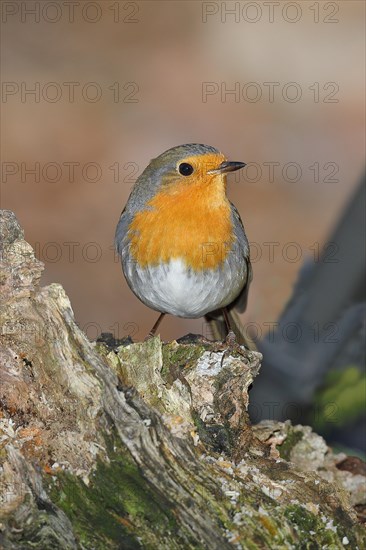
top-left (250, 173), bottom-right (366, 447)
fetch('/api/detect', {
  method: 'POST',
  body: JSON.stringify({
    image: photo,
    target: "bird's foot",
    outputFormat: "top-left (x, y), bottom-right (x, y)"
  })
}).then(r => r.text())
top-left (212, 330), bottom-right (248, 366)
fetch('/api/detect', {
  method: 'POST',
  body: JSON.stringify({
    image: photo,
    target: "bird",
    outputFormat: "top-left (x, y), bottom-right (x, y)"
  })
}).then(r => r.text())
top-left (115, 143), bottom-right (252, 347)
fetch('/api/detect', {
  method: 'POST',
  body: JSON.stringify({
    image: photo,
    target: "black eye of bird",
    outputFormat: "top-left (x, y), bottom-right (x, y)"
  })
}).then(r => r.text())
top-left (178, 162), bottom-right (194, 176)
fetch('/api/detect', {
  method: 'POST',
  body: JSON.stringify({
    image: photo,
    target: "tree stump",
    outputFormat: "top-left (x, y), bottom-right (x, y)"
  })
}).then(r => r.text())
top-left (0, 210), bottom-right (365, 549)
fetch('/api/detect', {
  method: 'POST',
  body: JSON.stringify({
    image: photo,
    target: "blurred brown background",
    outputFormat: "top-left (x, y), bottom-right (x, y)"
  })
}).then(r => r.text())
top-left (1, 1), bottom-right (365, 342)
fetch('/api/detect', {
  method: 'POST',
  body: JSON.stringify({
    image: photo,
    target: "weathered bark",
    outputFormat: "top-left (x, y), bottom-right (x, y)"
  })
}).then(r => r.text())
top-left (0, 209), bottom-right (365, 549)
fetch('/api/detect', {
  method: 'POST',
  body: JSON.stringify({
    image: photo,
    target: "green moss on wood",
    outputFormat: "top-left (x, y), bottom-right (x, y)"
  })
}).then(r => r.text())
top-left (45, 431), bottom-right (198, 550)
top-left (277, 429), bottom-right (304, 460)
top-left (192, 410), bottom-right (233, 454)
top-left (284, 504), bottom-right (359, 549)
top-left (161, 342), bottom-right (205, 384)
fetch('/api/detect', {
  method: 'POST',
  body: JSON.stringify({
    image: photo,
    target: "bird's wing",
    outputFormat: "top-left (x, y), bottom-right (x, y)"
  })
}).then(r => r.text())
top-left (115, 207), bottom-right (132, 258)
top-left (232, 256), bottom-right (252, 313)
top-left (230, 203), bottom-right (252, 313)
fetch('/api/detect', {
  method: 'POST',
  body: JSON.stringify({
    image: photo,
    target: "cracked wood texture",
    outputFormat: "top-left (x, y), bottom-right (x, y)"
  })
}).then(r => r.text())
top-left (0, 210), bottom-right (365, 549)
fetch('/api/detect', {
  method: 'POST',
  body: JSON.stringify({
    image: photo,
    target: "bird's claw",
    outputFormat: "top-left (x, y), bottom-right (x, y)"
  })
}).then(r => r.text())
top-left (211, 330), bottom-right (248, 366)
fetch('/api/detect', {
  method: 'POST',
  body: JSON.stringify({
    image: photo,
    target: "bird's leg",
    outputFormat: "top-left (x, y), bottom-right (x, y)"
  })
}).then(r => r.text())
top-left (145, 312), bottom-right (165, 341)
top-left (211, 308), bottom-right (247, 365)
top-left (222, 307), bottom-right (237, 347)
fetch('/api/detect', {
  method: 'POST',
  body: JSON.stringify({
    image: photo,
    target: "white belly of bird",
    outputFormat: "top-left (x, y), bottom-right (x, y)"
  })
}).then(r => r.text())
top-left (124, 257), bottom-right (245, 318)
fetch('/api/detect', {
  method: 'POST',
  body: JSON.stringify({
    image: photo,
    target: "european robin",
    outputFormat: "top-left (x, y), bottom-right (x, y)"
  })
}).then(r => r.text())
top-left (115, 143), bottom-right (252, 345)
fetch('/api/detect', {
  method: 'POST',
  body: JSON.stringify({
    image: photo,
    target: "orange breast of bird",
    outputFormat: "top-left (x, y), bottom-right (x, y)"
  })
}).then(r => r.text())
top-left (128, 172), bottom-right (234, 271)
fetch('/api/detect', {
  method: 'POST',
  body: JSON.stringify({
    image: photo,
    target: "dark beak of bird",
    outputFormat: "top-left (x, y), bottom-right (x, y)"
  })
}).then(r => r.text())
top-left (208, 161), bottom-right (246, 175)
